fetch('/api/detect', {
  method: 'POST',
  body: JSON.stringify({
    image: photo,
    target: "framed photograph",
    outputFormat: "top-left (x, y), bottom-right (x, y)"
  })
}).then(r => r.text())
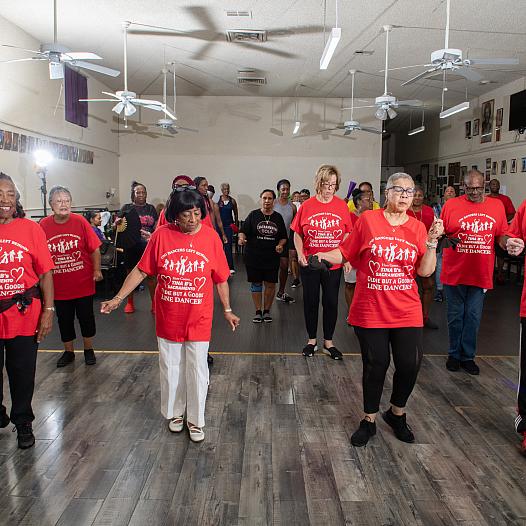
top-left (522, 157), bottom-right (526, 173)
top-left (485, 170), bottom-right (491, 180)
top-left (19, 134), bottom-right (26, 153)
top-left (496, 128), bottom-right (501, 142)
top-left (492, 161), bottom-right (498, 176)
top-left (485, 182), bottom-right (490, 193)
top-left (3, 131), bottom-right (12, 151)
top-left (11, 133), bottom-right (19, 152)
top-left (501, 160), bottom-right (507, 174)
top-left (481, 99), bottom-right (494, 143)
top-left (496, 107), bottom-right (503, 128)
top-left (460, 165), bottom-right (468, 184)
top-left (439, 165), bottom-right (446, 176)
top-left (486, 158), bottom-right (492, 170)
top-left (465, 121), bottom-right (472, 139)
top-left (511, 158), bottom-right (517, 173)
top-left (473, 118), bottom-right (480, 136)
top-left (0, 130), bottom-right (3, 149)
top-left (471, 165), bottom-right (478, 171)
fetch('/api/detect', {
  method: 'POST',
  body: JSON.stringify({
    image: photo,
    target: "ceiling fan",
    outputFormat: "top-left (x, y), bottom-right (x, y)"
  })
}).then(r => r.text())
top-left (325, 70), bottom-right (382, 135)
top-left (80, 22), bottom-right (176, 120)
top-left (0, 0), bottom-right (119, 80)
top-left (393, 0), bottom-right (519, 86)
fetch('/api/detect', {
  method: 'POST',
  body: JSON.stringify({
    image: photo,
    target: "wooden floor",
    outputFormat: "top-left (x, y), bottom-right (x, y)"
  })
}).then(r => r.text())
top-left (1, 351), bottom-right (526, 525)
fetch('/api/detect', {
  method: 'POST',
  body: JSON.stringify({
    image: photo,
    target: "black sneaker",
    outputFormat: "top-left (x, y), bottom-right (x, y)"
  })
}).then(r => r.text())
top-left (57, 351), bottom-right (75, 368)
top-left (84, 349), bottom-right (96, 365)
top-left (322, 346), bottom-right (343, 360)
top-left (253, 310), bottom-right (263, 323)
top-left (461, 360), bottom-right (480, 375)
top-left (291, 278), bottom-right (301, 288)
top-left (446, 356), bottom-right (460, 371)
top-left (434, 291), bottom-right (444, 302)
top-left (351, 419), bottom-right (376, 447)
top-left (0, 410), bottom-right (10, 428)
top-left (262, 310), bottom-right (273, 323)
top-left (276, 292), bottom-right (295, 304)
top-left (207, 354), bottom-right (214, 366)
top-left (15, 423), bottom-right (35, 449)
top-left (382, 409), bottom-right (415, 443)
top-left (302, 344), bottom-right (317, 357)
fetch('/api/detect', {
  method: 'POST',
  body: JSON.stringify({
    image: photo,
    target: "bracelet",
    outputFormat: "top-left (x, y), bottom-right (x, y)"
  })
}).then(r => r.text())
top-left (44, 306), bottom-right (55, 312)
top-left (224, 308), bottom-right (233, 313)
top-left (426, 240), bottom-right (438, 249)
top-left (114, 295), bottom-right (124, 303)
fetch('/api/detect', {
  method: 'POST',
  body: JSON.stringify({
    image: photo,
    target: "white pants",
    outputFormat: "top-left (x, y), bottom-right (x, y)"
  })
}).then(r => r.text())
top-left (157, 338), bottom-right (209, 427)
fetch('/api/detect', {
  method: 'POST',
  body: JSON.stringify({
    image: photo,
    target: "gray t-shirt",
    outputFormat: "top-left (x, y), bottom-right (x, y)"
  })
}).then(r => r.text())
top-left (273, 200), bottom-right (295, 233)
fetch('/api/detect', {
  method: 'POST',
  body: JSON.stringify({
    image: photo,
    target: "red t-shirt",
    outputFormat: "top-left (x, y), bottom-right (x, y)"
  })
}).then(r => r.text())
top-left (407, 204), bottom-right (435, 231)
top-left (489, 193), bottom-right (516, 218)
top-left (40, 214), bottom-right (101, 300)
top-left (290, 196), bottom-right (353, 270)
top-left (138, 223), bottom-right (230, 342)
top-left (0, 218), bottom-right (54, 339)
top-left (340, 209), bottom-right (427, 328)
top-left (440, 195), bottom-right (507, 289)
top-left (505, 199), bottom-right (526, 317)
top-left (157, 207), bottom-right (214, 229)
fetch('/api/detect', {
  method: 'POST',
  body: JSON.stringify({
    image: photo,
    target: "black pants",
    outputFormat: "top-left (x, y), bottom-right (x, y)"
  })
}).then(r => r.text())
top-left (0, 336), bottom-right (38, 425)
top-left (300, 266), bottom-right (342, 340)
top-left (55, 295), bottom-right (96, 343)
top-left (354, 326), bottom-right (423, 414)
top-left (517, 319), bottom-right (526, 433)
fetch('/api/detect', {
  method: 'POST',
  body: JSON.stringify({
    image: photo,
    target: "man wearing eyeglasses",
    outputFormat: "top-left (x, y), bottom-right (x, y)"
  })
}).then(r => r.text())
top-left (440, 169), bottom-right (507, 375)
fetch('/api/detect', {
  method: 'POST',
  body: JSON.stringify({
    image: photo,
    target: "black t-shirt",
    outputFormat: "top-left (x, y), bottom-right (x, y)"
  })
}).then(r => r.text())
top-left (120, 203), bottom-right (158, 246)
top-left (241, 209), bottom-right (287, 269)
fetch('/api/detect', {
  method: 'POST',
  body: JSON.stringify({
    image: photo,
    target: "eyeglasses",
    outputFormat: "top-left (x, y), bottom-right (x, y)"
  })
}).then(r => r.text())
top-left (54, 199), bottom-right (71, 204)
top-left (387, 186), bottom-right (416, 196)
top-left (465, 186), bottom-right (484, 193)
top-left (321, 182), bottom-right (337, 189)
top-left (174, 185), bottom-right (197, 192)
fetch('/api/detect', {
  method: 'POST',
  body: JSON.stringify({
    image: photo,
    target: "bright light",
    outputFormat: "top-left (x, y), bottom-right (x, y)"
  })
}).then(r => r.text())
top-left (407, 125), bottom-right (425, 136)
top-left (439, 101), bottom-right (470, 119)
top-left (320, 27), bottom-right (341, 70)
top-left (34, 149), bottom-right (53, 168)
top-left (293, 121), bottom-right (301, 135)
top-left (375, 108), bottom-right (387, 120)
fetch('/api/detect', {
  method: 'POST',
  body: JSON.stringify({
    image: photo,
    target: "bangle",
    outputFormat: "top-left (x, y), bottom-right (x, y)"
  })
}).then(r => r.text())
top-left (224, 308), bottom-right (232, 313)
top-left (114, 295), bottom-right (124, 303)
top-left (44, 306), bottom-right (55, 312)
top-left (426, 240), bottom-right (438, 249)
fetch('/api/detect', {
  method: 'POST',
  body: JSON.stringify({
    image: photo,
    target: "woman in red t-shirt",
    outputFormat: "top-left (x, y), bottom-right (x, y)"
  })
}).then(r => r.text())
top-left (40, 186), bottom-right (102, 368)
top-left (407, 185), bottom-right (439, 329)
top-left (291, 165), bottom-right (353, 360)
top-left (317, 173), bottom-right (444, 447)
top-left (101, 189), bottom-right (239, 443)
top-left (0, 173), bottom-right (54, 450)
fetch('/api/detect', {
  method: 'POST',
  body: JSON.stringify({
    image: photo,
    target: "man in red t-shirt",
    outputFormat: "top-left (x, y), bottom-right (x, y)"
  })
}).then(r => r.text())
top-left (489, 178), bottom-right (516, 284)
top-left (441, 170), bottom-right (507, 375)
top-left (502, 201), bottom-right (526, 452)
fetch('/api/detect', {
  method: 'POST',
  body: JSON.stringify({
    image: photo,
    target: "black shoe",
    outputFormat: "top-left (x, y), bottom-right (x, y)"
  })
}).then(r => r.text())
top-left (253, 310), bottom-right (263, 323)
top-left (84, 349), bottom-right (96, 365)
top-left (207, 353), bottom-right (214, 366)
top-left (15, 423), bottom-right (35, 449)
top-left (434, 291), bottom-right (444, 302)
top-left (461, 359), bottom-right (480, 375)
top-left (262, 310), bottom-right (273, 323)
top-left (351, 419), bottom-right (376, 447)
top-left (322, 346), bottom-right (343, 360)
top-left (291, 278), bottom-right (301, 288)
top-left (382, 409), bottom-right (415, 443)
top-left (302, 344), bottom-right (317, 357)
top-left (446, 356), bottom-right (460, 371)
top-left (424, 318), bottom-right (439, 330)
top-left (57, 351), bottom-right (75, 368)
top-left (0, 410), bottom-right (10, 428)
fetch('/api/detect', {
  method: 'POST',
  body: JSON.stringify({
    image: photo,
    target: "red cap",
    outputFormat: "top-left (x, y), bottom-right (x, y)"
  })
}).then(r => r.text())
top-left (172, 175), bottom-right (194, 189)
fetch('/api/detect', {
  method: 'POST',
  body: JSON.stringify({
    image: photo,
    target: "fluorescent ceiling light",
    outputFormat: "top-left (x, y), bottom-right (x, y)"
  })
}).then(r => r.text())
top-left (293, 121), bottom-right (301, 135)
top-left (439, 101), bottom-right (470, 119)
top-left (320, 27), bottom-right (341, 70)
top-left (407, 125), bottom-right (425, 136)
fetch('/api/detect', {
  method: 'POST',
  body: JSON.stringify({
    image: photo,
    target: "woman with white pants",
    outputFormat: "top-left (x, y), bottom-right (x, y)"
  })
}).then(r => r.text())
top-left (102, 188), bottom-right (239, 442)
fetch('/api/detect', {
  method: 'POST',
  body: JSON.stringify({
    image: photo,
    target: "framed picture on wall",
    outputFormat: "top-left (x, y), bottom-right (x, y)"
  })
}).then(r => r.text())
top-left (496, 128), bottom-right (501, 142)
top-left (492, 161), bottom-right (498, 175)
top-left (459, 166), bottom-right (467, 184)
top-left (522, 157), bottom-right (526, 172)
top-left (465, 121), bottom-right (472, 139)
top-left (496, 107), bottom-right (503, 128)
top-left (511, 158), bottom-right (517, 173)
top-left (3, 131), bottom-right (12, 151)
top-left (501, 160), bottom-right (507, 174)
top-left (486, 158), bottom-right (491, 170)
top-left (481, 99), bottom-right (494, 143)
top-left (485, 170), bottom-right (491, 180)
top-left (473, 118), bottom-right (480, 136)
top-left (0, 130), bottom-right (4, 149)
top-left (439, 165), bottom-right (446, 176)
top-left (471, 165), bottom-right (478, 171)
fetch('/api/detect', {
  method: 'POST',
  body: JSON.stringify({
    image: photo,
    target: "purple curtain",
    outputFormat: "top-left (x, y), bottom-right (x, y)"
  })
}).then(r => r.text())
top-left (65, 65), bottom-right (88, 128)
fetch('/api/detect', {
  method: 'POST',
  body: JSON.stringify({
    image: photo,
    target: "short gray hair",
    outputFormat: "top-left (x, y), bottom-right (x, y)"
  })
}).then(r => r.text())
top-left (385, 172), bottom-right (414, 189)
top-left (49, 185), bottom-right (72, 205)
top-left (465, 169), bottom-right (484, 185)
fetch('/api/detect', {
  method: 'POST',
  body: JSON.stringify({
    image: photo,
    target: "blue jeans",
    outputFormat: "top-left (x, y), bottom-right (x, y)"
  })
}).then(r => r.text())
top-left (444, 285), bottom-right (486, 361)
top-left (435, 253), bottom-right (443, 291)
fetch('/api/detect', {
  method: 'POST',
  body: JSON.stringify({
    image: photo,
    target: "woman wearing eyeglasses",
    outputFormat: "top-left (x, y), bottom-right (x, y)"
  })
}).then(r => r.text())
top-left (101, 188), bottom-right (239, 443)
top-left (291, 165), bottom-right (353, 360)
top-left (316, 172), bottom-right (444, 447)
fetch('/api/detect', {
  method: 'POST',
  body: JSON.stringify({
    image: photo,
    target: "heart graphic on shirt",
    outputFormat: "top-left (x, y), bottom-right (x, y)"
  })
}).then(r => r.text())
top-left (458, 233), bottom-right (468, 243)
top-left (72, 251), bottom-right (81, 261)
top-left (403, 265), bottom-right (414, 274)
top-left (333, 229), bottom-right (343, 238)
top-left (159, 274), bottom-right (172, 285)
top-left (369, 261), bottom-right (380, 274)
top-left (483, 234), bottom-right (493, 245)
top-left (194, 277), bottom-right (206, 291)
top-left (307, 230), bottom-right (318, 238)
top-left (10, 267), bottom-right (24, 282)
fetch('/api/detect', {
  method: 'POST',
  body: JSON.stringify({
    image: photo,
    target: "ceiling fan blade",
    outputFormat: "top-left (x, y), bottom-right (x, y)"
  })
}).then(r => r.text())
top-left (191, 41), bottom-right (215, 61)
top-left (102, 91), bottom-right (120, 99)
top-left (133, 98), bottom-right (162, 106)
top-left (184, 5), bottom-right (218, 31)
top-left (237, 42), bottom-right (298, 59)
top-left (381, 64), bottom-right (433, 72)
top-left (467, 57), bottom-right (519, 66)
top-left (0, 44), bottom-right (44, 55)
top-left (72, 60), bottom-right (120, 77)
top-left (62, 52), bottom-right (102, 61)
top-left (0, 58), bottom-right (38, 64)
top-left (269, 25), bottom-right (324, 36)
top-left (79, 98), bottom-right (119, 102)
top-left (341, 105), bottom-right (376, 110)
top-left (401, 67), bottom-right (439, 86)
top-left (317, 127), bottom-right (340, 133)
top-left (177, 126), bottom-right (198, 133)
top-left (397, 99), bottom-right (423, 107)
top-left (167, 127), bottom-right (179, 135)
top-left (141, 104), bottom-right (163, 111)
top-left (455, 67), bottom-right (482, 81)
top-left (360, 126), bottom-right (383, 134)
top-left (112, 101), bottom-right (125, 114)
top-left (343, 129), bottom-right (353, 136)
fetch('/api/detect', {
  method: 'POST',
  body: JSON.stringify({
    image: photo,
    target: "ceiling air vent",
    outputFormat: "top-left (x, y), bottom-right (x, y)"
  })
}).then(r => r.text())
top-left (226, 10), bottom-right (252, 17)
top-left (227, 29), bottom-right (267, 43)
top-left (237, 70), bottom-right (266, 85)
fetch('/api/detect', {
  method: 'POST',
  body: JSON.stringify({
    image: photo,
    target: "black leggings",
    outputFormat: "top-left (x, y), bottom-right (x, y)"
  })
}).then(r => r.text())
top-left (300, 266), bottom-right (342, 340)
top-left (55, 295), bottom-right (96, 343)
top-left (354, 326), bottom-right (423, 414)
top-left (518, 319), bottom-right (526, 430)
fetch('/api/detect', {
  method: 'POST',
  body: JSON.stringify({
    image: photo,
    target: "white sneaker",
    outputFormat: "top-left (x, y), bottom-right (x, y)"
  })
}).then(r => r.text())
top-left (168, 416), bottom-right (184, 433)
top-left (230, 269), bottom-right (236, 275)
top-left (188, 423), bottom-right (205, 442)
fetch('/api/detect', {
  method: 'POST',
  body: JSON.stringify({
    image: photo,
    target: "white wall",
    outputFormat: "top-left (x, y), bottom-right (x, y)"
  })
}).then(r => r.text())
top-left (0, 14), bottom-right (119, 216)
top-left (396, 76), bottom-right (526, 206)
top-left (118, 96), bottom-right (383, 217)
